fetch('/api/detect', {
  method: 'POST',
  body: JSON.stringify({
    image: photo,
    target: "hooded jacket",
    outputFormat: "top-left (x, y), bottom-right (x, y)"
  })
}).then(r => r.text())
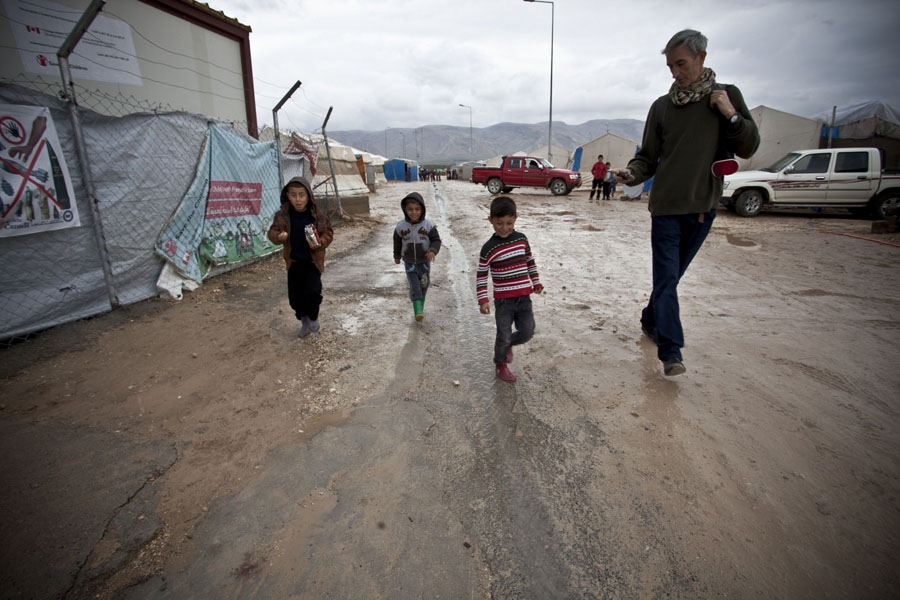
top-left (266, 176), bottom-right (334, 273)
top-left (393, 192), bottom-right (441, 264)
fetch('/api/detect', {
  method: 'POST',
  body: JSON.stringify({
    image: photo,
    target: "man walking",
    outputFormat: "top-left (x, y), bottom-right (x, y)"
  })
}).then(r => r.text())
top-left (618, 29), bottom-right (759, 376)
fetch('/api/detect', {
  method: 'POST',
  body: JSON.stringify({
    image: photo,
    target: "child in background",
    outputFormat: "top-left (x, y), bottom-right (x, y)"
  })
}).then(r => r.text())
top-left (393, 192), bottom-right (441, 321)
top-left (476, 196), bottom-right (543, 383)
top-left (267, 176), bottom-right (334, 338)
top-left (602, 161), bottom-right (614, 200)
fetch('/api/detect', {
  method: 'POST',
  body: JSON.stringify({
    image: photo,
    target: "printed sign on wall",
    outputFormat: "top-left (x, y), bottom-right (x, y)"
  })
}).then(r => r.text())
top-left (3, 0), bottom-right (142, 86)
top-left (0, 104), bottom-right (80, 237)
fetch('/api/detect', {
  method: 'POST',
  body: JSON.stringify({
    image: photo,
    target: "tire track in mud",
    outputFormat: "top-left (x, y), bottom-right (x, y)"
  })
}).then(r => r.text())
top-left (416, 184), bottom-right (698, 598)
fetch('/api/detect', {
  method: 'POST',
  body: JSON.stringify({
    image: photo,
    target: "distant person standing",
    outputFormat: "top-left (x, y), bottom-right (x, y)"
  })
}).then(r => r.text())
top-left (617, 29), bottom-right (759, 376)
top-left (602, 161), bottom-right (613, 200)
top-left (589, 154), bottom-right (607, 201)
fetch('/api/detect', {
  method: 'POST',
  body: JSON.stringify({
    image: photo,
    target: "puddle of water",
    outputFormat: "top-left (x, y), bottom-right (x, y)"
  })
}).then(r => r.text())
top-left (726, 233), bottom-right (759, 248)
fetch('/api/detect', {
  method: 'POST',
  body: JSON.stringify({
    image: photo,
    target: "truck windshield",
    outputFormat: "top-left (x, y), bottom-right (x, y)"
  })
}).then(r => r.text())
top-left (763, 153), bottom-right (801, 173)
top-left (539, 158), bottom-right (554, 169)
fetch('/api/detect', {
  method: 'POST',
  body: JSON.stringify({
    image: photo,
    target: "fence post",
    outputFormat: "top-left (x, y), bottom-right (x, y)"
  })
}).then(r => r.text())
top-left (272, 81), bottom-right (301, 186)
top-left (321, 107), bottom-right (342, 216)
top-left (57, 0), bottom-right (119, 308)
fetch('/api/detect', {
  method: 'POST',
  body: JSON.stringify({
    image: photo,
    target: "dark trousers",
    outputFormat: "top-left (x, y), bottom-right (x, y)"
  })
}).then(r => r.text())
top-left (493, 295), bottom-right (535, 364)
top-left (287, 260), bottom-right (323, 321)
top-left (602, 181), bottom-right (612, 199)
top-left (404, 261), bottom-right (431, 301)
top-left (641, 210), bottom-right (715, 361)
top-left (590, 179), bottom-right (602, 197)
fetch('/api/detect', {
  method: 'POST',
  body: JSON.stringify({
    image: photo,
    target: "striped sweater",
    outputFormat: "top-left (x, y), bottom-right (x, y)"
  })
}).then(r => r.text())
top-left (476, 231), bottom-right (542, 305)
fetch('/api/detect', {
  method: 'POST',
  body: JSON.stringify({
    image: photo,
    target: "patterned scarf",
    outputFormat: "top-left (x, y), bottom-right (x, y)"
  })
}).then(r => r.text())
top-left (669, 67), bottom-right (717, 106)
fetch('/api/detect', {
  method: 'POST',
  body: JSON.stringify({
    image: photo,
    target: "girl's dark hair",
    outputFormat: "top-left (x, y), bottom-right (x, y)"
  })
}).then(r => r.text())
top-left (490, 196), bottom-right (517, 218)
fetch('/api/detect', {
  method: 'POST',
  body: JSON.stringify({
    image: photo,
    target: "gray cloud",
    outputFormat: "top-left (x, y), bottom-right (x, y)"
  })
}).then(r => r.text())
top-left (212, 0), bottom-right (900, 132)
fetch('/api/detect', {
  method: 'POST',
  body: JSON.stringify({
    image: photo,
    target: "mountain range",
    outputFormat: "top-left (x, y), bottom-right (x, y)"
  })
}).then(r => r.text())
top-left (328, 119), bottom-right (646, 167)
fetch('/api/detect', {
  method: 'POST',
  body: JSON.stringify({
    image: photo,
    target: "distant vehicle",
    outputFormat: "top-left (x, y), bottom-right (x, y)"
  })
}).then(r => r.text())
top-left (471, 155), bottom-right (582, 196)
top-left (721, 147), bottom-right (900, 218)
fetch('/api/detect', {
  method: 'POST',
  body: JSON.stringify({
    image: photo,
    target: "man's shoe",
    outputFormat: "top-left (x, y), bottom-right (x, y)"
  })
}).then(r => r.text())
top-left (309, 319), bottom-right (320, 333)
top-left (506, 346), bottom-right (514, 364)
top-left (641, 323), bottom-right (658, 344)
top-left (663, 359), bottom-right (686, 377)
top-left (299, 316), bottom-right (311, 338)
top-left (496, 362), bottom-right (517, 383)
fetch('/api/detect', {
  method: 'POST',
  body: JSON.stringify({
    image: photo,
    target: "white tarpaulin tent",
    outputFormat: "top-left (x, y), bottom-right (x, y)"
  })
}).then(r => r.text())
top-left (527, 143), bottom-right (573, 169)
top-left (739, 106), bottom-right (822, 170)
top-left (576, 133), bottom-right (640, 184)
top-left (818, 101), bottom-right (900, 139)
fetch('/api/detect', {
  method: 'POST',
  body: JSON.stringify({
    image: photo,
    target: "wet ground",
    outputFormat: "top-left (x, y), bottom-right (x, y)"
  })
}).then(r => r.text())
top-left (1, 180), bottom-right (899, 598)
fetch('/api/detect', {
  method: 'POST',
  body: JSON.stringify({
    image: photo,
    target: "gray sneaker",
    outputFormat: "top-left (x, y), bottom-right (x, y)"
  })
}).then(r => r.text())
top-left (663, 359), bottom-right (686, 376)
top-left (299, 316), bottom-right (311, 338)
top-left (308, 319), bottom-right (320, 333)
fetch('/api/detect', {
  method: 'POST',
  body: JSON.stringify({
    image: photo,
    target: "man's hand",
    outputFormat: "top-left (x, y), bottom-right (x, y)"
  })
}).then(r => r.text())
top-left (710, 90), bottom-right (737, 119)
top-left (479, 303), bottom-right (491, 315)
top-left (425, 251), bottom-right (435, 262)
top-left (615, 169), bottom-right (634, 183)
top-left (394, 258), bottom-right (401, 264)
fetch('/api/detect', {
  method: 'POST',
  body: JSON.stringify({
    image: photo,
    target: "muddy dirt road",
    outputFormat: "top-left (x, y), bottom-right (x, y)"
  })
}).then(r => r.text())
top-left (2, 180), bottom-right (899, 599)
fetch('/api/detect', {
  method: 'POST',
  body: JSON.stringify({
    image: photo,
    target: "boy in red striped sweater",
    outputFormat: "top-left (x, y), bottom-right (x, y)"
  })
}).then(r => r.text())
top-left (476, 196), bottom-right (544, 383)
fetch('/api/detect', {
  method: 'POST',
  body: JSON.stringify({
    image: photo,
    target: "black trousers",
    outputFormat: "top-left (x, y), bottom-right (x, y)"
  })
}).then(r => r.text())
top-left (287, 260), bottom-right (323, 321)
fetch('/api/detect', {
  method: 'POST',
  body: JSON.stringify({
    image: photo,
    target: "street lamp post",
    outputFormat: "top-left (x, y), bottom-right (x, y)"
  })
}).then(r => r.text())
top-left (459, 103), bottom-right (473, 158)
top-left (523, 0), bottom-right (553, 164)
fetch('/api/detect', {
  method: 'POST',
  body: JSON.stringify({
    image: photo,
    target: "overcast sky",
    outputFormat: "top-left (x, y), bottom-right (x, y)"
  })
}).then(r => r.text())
top-left (209, 0), bottom-right (900, 133)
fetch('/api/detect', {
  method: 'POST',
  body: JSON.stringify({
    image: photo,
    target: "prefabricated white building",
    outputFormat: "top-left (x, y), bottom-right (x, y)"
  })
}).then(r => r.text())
top-left (0, 0), bottom-right (259, 136)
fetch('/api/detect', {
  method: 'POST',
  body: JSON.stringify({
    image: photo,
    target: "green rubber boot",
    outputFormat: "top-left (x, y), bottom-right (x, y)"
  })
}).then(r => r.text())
top-left (413, 299), bottom-right (424, 321)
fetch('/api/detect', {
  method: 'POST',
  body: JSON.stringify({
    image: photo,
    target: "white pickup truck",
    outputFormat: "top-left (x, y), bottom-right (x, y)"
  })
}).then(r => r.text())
top-left (721, 147), bottom-right (900, 218)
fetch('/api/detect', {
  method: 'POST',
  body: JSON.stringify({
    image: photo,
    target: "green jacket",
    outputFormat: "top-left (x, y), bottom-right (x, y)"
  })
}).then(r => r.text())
top-left (627, 85), bottom-right (760, 216)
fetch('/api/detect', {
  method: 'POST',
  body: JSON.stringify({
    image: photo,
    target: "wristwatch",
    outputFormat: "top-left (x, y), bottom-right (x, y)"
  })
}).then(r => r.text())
top-left (729, 113), bottom-right (740, 124)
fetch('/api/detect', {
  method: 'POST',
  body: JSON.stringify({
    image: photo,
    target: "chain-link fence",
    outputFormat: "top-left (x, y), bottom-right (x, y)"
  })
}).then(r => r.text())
top-left (1, 72), bottom-right (284, 344)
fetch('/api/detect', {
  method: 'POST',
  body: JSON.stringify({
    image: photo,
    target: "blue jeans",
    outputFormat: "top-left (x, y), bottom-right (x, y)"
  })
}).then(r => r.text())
top-left (641, 210), bottom-right (715, 361)
top-left (493, 295), bottom-right (535, 364)
top-left (404, 261), bottom-right (430, 301)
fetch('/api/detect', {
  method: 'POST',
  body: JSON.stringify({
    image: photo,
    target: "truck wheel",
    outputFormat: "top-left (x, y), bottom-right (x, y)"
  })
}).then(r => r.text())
top-left (487, 178), bottom-right (503, 195)
top-left (869, 193), bottom-right (900, 220)
top-left (734, 189), bottom-right (764, 217)
top-left (549, 178), bottom-right (567, 196)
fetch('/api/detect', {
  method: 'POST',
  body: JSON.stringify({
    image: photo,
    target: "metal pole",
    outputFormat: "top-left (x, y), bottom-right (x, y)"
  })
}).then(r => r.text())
top-left (548, 1), bottom-right (554, 163)
top-left (459, 104), bottom-right (473, 158)
top-left (272, 80), bottom-right (301, 185)
top-left (57, 0), bottom-right (119, 309)
top-left (321, 107), bottom-right (342, 216)
top-left (828, 105), bottom-right (837, 149)
top-left (523, 0), bottom-right (553, 163)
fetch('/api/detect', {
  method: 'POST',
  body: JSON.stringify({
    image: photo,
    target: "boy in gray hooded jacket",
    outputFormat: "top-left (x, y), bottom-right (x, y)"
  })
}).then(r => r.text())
top-left (393, 192), bottom-right (441, 321)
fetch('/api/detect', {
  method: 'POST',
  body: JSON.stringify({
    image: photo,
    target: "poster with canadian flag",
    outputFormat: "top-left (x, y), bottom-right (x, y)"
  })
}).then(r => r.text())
top-left (3, 0), bottom-right (142, 86)
top-left (0, 103), bottom-right (80, 237)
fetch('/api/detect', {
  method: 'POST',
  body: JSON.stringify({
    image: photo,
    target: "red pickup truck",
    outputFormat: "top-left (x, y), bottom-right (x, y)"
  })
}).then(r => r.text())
top-left (471, 155), bottom-right (582, 196)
